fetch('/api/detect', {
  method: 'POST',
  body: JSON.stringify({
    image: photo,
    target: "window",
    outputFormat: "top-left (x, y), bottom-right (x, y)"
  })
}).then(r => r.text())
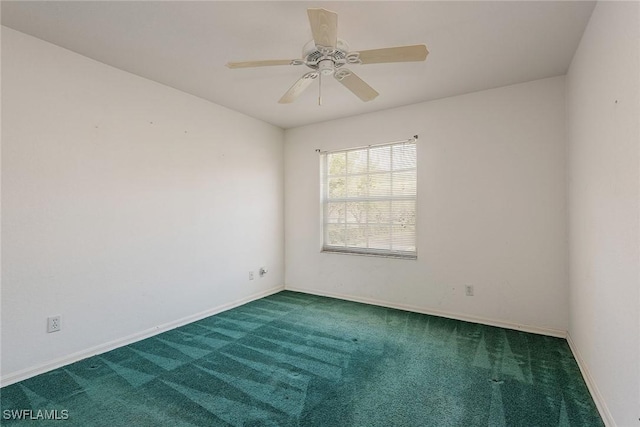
top-left (321, 139), bottom-right (417, 259)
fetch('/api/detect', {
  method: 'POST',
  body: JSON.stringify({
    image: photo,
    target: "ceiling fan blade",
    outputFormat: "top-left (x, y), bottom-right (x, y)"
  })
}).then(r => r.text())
top-left (279, 72), bottom-right (319, 104)
top-left (356, 45), bottom-right (428, 64)
top-left (334, 69), bottom-right (379, 102)
top-left (226, 59), bottom-right (296, 69)
top-left (307, 8), bottom-right (338, 49)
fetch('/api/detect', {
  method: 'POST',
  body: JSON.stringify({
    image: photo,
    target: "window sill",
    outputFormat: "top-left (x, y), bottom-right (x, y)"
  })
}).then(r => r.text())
top-left (321, 248), bottom-right (417, 260)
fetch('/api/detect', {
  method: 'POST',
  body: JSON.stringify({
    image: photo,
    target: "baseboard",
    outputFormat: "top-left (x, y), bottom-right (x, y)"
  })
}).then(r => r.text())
top-left (0, 285), bottom-right (285, 388)
top-left (285, 286), bottom-right (567, 338)
top-left (566, 333), bottom-right (616, 427)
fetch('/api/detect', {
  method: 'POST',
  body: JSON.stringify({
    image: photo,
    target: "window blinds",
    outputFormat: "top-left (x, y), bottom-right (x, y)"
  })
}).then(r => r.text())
top-left (321, 140), bottom-right (417, 259)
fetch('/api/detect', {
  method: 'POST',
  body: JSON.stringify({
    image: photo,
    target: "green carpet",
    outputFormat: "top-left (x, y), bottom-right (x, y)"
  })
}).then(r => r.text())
top-left (1, 291), bottom-right (603, 426)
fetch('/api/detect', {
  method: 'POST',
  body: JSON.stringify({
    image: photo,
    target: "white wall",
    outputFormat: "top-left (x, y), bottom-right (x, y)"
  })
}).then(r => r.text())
top-left (566, 2), bottom-right (640, 425)
top-left (285, 76), bottom-right (568, 334)
top-left (1, 27), bottom-right (284, 381)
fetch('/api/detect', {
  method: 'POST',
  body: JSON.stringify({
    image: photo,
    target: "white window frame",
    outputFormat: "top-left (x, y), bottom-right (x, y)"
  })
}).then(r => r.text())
top-left (320, 138), bottom-right (417, 259)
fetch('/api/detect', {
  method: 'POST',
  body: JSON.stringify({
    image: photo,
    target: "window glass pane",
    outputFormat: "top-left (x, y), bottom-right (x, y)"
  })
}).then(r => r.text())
top-left (368, 225), bottom-right (391, 250)
top-left (393, 144), bottom-right (416, 170)
top-left (327, 152), bottom-right (346, 176)
top-left (346, 225), bottom-right (367, 248)
top-left (369, 173), bottom-right (391, 197)
top-left (328, 177), bottom-right (346, 198)
top-left (346, 202), bottom-right (367, 223)
top-left (369, 146), bottom-right (391, 172)
top-left (326, 224), bottom-right (346, 247)
top-left (346, 175), bottom-right (368, 197)
top-left (392, 170), bottom-right (417, 196)
top-left (367, 201), bottom-right (390, 224)
top-left (391, 200), bottom-right (416, 225)
top-left (347, 149), bottom-right (368, 174)
top-left (392, 224), bottom-right (416, 251)
top-left (326, 202), bottom-right (346, 223)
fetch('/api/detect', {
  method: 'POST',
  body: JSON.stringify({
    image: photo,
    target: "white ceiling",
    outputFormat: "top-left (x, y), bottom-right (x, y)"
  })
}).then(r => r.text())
top-left (1, 1), bottom-right (595, 129)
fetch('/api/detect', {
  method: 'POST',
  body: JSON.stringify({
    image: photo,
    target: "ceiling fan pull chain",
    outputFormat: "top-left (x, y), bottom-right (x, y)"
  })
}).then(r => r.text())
top-left (318, 71), bottom-right (322, 106)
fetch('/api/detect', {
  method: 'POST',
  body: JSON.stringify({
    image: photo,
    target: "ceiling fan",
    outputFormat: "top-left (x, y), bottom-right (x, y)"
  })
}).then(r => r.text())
top-left (226, 8), bottom-right (428, 105)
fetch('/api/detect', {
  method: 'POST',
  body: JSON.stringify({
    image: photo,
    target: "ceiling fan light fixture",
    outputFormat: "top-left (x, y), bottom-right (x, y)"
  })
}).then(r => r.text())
top-left (318, 59), bottom-right (335, 76)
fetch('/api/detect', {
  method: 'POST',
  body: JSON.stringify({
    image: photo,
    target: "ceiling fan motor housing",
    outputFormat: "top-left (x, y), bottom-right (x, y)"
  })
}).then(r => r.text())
top-left (302, 39), bottom-right (353, 74)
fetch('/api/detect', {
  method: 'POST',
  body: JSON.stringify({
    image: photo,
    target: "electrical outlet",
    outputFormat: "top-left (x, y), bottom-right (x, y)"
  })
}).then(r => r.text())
top-left (249, 271), bottom-right (254, 280)
top-left (465, 285), bottom-right (474, 296)
top-left (259, 267), bottom-right (268, 277)
top-left (47, 315), bottom-right (61, 333)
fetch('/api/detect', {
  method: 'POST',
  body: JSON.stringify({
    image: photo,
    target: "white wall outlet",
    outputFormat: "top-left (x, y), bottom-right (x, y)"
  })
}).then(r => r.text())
top-left (249, 271), bottom-right (254, 280)
top-left (465, 285), bottom-right (474, 296)
top-left (47, 315), bottom-right (61, 333)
